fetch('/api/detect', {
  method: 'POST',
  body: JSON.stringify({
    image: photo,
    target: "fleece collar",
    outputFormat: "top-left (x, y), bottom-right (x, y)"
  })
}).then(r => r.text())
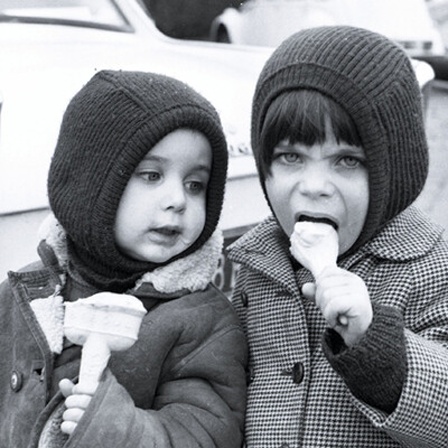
top-left (31, 213), bottom-right (224, 354)
top-left (38, 213), bottom-right (224, 294)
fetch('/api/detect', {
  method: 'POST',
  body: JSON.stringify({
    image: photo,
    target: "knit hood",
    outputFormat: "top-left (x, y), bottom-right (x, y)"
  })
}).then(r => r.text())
top-left (47, 70), bottom-right (228, 291)
top-left (251, 26), bottom-right (429, 250)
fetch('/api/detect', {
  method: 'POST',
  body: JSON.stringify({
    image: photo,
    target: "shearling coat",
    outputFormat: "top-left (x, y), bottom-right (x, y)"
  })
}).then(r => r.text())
top-left (228, 206), bottom-right (448, 447)
top-left (0, 220), bottom-right (247, 448)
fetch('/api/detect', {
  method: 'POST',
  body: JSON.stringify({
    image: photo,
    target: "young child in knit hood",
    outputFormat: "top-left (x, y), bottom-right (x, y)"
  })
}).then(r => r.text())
top-left (228, 26), bottom-right (448, 447)
top-left (0, 70), bottom-right (247, 447)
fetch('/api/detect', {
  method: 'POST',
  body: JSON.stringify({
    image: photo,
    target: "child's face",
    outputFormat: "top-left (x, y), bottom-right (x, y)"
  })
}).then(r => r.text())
top-left (114, 129), bottom-right (212, 263)
top-left (265, 129), bottom-right (369, 255)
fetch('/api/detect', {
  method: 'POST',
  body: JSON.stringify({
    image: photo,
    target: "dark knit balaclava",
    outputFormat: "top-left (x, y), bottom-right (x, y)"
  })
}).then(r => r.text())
top-left (252, 26), bottom-right (429, 251)
top-left (48, 70), bottom-right (228, 291)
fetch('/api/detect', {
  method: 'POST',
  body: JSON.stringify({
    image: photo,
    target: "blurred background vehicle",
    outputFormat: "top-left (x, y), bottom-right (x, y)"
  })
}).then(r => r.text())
top-left (209, 0), bottom-right (445, 58)
top-left (0, 0), bottom-right (437, 293)
top-left (144, 0), bottom-right (239, 40)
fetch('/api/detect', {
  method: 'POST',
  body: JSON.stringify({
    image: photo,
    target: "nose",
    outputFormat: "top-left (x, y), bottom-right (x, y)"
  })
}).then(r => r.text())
top-left (162, 180), bottom-right (186, 213)
top-left (298, 164), bottom-right (335, 198)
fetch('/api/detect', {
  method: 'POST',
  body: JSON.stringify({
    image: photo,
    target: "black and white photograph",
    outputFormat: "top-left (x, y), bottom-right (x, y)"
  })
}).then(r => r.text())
top-left (1, 1), bottom-right (448, 447)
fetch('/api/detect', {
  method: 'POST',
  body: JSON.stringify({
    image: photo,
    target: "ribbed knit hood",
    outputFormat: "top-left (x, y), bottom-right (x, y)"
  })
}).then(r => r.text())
top-left (251, 26), bottom-right (429, 250)
top-left (47, 70), bottom-right (228, 291)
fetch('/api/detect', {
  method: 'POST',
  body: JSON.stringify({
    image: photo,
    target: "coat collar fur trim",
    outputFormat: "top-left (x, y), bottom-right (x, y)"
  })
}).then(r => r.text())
top-left (31, 213), bottom-right (224, 354)
top-left (38, 213), bottom-right (223, 295)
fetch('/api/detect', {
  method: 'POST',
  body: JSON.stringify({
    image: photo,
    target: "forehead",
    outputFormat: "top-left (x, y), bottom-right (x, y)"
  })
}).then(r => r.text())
top-left (141, 129), bottom-right (212, 168)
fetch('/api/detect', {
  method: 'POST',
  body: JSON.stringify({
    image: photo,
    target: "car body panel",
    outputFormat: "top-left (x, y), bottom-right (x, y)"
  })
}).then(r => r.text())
top-left (210, 0), bottom-right (445, 56)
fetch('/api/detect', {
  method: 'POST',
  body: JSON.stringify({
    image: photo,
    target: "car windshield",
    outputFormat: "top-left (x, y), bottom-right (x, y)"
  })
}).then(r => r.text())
top-left (0, 0), bottom-right (130, 32)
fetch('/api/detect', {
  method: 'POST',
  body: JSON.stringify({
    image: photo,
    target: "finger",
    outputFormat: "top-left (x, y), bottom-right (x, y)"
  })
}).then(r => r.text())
top-left (59, 378), bottom-right (75, 398)
top-left (315, 282), bottom-right (361, 311)
top-left (60, 420), bottom-right (77, 435)
top-left (322, 295), bottom-right (370, 330)
top-left (316, 272), bottom-right (354, 292)
top-left (63, 407), bottom-right (84, 423)
top-left (301, 282), bottom-right (316, 300)
top-left (65, 394), bottom-right (92, 410)
top-left (320, 296), bottom-right (352, 328)
top-left (73, 381), bottom-right (99, 396)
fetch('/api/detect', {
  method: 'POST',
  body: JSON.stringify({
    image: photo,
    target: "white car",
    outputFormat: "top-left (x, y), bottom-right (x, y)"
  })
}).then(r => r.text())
top-left (210, 0), bottom-right (445, 57)
top-left (0, 0), bottom-right (433, 292)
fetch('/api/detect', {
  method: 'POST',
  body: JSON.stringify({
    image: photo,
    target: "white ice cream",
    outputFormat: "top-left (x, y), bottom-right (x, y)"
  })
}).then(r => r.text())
top-left (64, 292), bottom-right (147, 390)
top-left (290, 221), bottom-right (339, 278)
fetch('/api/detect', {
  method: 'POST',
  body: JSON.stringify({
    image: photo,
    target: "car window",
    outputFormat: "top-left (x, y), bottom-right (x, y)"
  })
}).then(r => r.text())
top-left (0, 0), bottom-right (130, 31)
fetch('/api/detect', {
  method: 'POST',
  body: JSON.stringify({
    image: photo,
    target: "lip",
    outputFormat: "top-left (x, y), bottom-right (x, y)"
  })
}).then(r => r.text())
top-left (147, 225), bottom-right (182, 244)
top-left (153, 225), bottom-right (181, 235)
top-left (295, 212), bottom-right (339, 230)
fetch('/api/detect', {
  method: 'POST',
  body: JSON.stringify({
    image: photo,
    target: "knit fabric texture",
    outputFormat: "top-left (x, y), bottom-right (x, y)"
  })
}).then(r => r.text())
top-left (47, 70), bottom-right (228, 291)
top-left (251, 26), bottom-right (429, 250)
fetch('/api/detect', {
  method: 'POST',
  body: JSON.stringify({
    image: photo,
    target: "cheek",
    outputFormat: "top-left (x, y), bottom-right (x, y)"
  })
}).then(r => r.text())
top-left (180, 195), bottom-right (207, 240)
top-left (265, 176), bottom-right (294, 235)
top-left (264, 168), bottom-right (286, 198)
top-left (114, 182), bottom-right (142, 239)
top-left (352, 175), bottom-right (369, 223)
top-left (265, 175), bottom-right (282, 210)
top-left (190, 200), bottom-right (207, 232)
top-left (114, 201), bottom-right (134, 249)
top-left (340, 176), bottom-right (369, 252)
top-left (117, 180), bottom-right (151, 217)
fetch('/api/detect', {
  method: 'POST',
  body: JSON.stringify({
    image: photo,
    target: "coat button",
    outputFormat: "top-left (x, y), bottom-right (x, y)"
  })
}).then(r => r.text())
top-left (10, 370), bottom-right (23, 392)
top-left (281, 362), bottom-right (305, 384)
top-left (292, 362), bottom-right (304, 384)
top-left (241, 291), bottom-right (248, 307)
top-left (246, 366), bottom-right (255, 384)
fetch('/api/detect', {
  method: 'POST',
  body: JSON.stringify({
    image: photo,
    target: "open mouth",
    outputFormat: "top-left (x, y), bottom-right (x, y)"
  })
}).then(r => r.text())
top-left (297, 215), bottom-right (338, 231)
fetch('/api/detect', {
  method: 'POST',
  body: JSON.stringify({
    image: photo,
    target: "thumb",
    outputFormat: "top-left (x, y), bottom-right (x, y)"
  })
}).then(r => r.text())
top-left (301, 282), bottom-right (316, 300)
top-left (59, 378), bottom-right (75, 398)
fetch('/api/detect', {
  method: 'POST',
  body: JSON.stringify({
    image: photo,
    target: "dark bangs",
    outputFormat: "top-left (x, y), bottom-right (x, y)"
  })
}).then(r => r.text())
top-left (259, 90), bottom-right (362, 176)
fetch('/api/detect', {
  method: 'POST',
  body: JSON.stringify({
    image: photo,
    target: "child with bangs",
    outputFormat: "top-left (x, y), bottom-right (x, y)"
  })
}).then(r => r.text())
top-left (228, 26), bottom-right (448, 447)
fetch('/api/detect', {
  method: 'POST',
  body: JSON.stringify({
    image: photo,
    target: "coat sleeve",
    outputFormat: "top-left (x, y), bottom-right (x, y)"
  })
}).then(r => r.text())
top-left (322, 303), bottom-right (407, 413)
top-left (64, 322), bottom-right (248, 448)
top-left (325, 241), bottom-right (448, 448)
top-left (338, 329), bottom-right (448, 448)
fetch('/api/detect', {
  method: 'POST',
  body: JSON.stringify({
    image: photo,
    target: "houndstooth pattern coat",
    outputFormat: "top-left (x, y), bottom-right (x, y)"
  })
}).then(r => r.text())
top-left (228, 206), bottom-right (448, 447)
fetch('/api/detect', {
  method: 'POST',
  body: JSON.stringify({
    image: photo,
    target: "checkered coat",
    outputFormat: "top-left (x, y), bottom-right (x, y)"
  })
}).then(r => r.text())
top-left (228, 206), bottom-right (448, 447)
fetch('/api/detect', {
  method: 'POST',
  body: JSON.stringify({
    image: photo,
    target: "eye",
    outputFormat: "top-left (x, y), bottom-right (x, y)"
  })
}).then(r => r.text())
top-left (282, 153), bottom-right (300, 163)
top-left (138, 170), bottom-right (160, 182)
top-left (338, 155), bottom-right (365, 169)
top-left (272, 148), bottom-right (302, 165)
top-left (186, 180), bottom-right (206, 195)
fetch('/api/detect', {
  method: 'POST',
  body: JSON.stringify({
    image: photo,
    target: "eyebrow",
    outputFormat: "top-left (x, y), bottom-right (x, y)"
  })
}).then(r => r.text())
top-left (275, 140), bottom-right (365, 152)
top-left (335, 146), bottom-right (366, 156)
top-left (142, 153), bottom-right (163, 162)
top-left (141, 154), bottom-right (211, 173)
